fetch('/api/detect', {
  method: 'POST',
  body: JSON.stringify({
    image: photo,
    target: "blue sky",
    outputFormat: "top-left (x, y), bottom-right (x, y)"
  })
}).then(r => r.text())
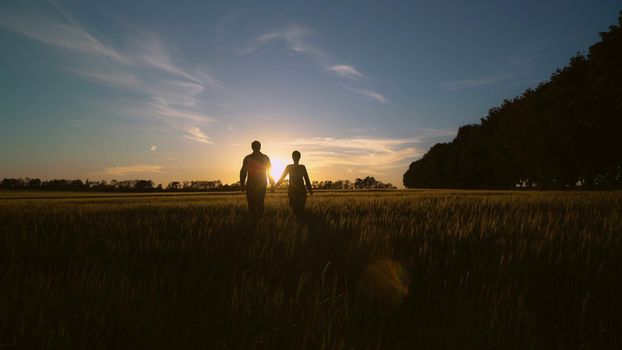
top-left (0, 0), bottom-right (619, 186)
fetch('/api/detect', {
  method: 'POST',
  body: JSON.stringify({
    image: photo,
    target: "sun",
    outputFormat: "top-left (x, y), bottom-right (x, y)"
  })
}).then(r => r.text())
top-left (270, 158), bottom-right (288, 180)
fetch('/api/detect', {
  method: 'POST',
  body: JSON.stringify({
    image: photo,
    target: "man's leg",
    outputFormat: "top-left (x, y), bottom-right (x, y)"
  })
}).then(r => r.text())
top-left (256, 185), bottom-right (266, 215)
top-left (246, 187), bottom-right (256, 215)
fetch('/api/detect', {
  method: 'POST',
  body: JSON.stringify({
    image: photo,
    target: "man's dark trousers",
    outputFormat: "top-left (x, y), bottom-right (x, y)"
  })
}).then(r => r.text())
top-left (246, 181), bottom-right (267, 216)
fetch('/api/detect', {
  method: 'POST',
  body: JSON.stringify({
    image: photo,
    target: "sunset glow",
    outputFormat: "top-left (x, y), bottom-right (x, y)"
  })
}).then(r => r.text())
top-left (270, 158), bottom-right (288, 181)
top-left (0, 2), bottom-right (618, 187)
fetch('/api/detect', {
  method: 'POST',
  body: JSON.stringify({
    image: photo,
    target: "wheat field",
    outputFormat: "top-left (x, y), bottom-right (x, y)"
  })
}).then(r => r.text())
top-left (0, 190), bottom-right (621, 349)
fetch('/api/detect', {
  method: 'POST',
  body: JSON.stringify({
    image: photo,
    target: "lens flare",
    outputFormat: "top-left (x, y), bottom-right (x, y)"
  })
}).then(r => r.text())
top-left (361, 258), bottom-right (410, 308)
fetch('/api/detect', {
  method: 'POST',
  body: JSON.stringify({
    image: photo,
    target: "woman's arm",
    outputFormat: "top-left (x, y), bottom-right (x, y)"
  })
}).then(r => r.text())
top-left (275, 165), bottom-right (290, 187)
top-left (303, 166), bottom-right (313, 194)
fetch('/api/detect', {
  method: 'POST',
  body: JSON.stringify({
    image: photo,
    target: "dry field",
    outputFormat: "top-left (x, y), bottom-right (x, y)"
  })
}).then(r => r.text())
top-left (0, 190), bottom-right (621, 349)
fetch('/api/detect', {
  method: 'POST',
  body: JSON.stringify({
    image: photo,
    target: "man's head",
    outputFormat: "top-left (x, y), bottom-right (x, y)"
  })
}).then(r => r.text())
top-left (292, 150), bottom-right (301, 163)
top-left (251, 140), bottom-right (261, 152)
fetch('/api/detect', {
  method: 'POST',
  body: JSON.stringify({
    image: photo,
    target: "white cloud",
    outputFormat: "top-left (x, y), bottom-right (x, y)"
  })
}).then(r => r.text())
top-left (145, 97), bottom-right (216, 123)
top-left (103, 164), bottom-right (163, 176)
top-left (241, 25), bottom-right (389, 104)
top-left (239, 25), bottom-right (318, 56)
top-left (278, 129), bottom-right (456, 180)
top-left (149, 145), bottom-right (157, 151)
top-left (0, 3), bottom-right (226, 145)
top-left (131, 35), bottom-right (229, 94)
top-left (0, 6), bottom-right (128, 63)
top-left (346, 87), bottom-right (391, 104)
top-left (328, 65), bottom-right (365, 79)
top-left (281, 137), bottom-right (421, 176)
top-left (0, 7), bottom-right (226, 92)
top-left (184, 126), bottom-right (212, 144)
top-left (63, 67), bottom-right (141, 87)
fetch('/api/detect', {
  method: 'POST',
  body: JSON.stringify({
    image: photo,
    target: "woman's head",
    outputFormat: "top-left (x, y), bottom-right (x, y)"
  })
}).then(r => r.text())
top-left (292, 150), bottom-right (301, 163)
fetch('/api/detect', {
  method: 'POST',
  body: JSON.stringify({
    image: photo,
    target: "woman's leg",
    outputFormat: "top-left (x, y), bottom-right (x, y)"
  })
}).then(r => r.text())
top-left (288, 189), bottom-right (307, 215)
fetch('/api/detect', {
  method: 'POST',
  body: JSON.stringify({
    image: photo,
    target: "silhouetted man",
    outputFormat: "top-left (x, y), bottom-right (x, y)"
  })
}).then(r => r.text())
top-left (240, 140), bottom-right (274, 216)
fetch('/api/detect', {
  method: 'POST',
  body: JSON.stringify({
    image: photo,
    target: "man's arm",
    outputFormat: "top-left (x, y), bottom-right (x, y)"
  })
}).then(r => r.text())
top-left (239, 156), bottom-right (248, 190)
top-left (303, 166), bottom-right (313, 194)
top-left (266, 156), bottom-right (275, 186)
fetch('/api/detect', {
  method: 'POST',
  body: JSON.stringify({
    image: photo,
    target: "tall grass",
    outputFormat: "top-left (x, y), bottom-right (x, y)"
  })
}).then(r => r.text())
top-left (0, 191), bottom-right (621, 349)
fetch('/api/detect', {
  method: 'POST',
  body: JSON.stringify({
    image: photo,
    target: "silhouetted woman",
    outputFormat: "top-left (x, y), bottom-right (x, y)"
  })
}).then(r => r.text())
top-left (275, 151), bottom-right (313, 215)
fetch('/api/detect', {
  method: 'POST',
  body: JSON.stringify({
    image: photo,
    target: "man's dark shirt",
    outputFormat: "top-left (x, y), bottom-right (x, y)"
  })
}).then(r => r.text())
top-left (240, 152), bottom-right (272, 187)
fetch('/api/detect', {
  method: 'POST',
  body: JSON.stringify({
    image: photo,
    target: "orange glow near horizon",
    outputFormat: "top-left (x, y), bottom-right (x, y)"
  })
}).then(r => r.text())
top-left (270, 157), bottom-right (288, 181)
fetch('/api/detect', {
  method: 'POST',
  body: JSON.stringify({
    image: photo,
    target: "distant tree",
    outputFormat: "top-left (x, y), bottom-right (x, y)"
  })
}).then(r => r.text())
top-left (26, 178), bottom-right (41, 188)
top-left (363, 176), bottom-right (376, 188)
top-left (167, 181), bottom-right (182, 190)
top-left (354, 178), bottom-right (363, 189)
top-left (89, 180), bottom-right (109, 191)
top-left (2, 176), bottom-right (397, 193)
top-left (134, 180), bottom-right (154, 191)
top-left (1, 178), bottom-right (25, 189)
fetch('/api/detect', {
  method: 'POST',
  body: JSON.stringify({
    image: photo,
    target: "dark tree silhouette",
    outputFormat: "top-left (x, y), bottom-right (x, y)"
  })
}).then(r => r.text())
top-left (404, 12), bottom-right (622, 189)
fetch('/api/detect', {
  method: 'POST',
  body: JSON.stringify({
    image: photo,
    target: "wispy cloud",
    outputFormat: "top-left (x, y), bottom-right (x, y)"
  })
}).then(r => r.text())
top-left (144, 97), bottom-right (216, 123)
top-left (0, 5), bottom-right (128, 63)
top-left (279, 128), bottom-right (455, 176)
top-left (238, 25), bottom-right (318, 56)
top-left (0, 6), bottom-right (225, 92)
top-left (0, 3), bottom-right (224, 143)
top-left (346, 87), bottom-right (391, 104)
top-left (281, 137), bottom-right (420, 177)
top-left (184, 126), bottom-right (212, 144)
top-left (132, 35), bottom-right (229, 93)
top-left (241, 25), bottom-right (389, 104)
top-left (328, 65), bottom-right (366, 79)
top-left (103, 164), bottom-right (163, 176)
top-left (63, 67), bottom-right (141, 87)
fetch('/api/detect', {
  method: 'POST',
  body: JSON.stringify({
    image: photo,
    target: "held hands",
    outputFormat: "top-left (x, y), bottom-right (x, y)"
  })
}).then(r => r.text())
top-left (272, 180), bottom-right (282, 193)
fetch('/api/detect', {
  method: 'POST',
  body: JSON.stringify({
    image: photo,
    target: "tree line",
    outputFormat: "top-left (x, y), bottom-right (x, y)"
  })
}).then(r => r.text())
top-left (0, 176), bottom-right (395, 192)
top-left (404, 11), bottom-right (622, 189)
top-left (307, 177), bottom-right (395, 190)
top-left (0, 178), bottom-right (233, 192)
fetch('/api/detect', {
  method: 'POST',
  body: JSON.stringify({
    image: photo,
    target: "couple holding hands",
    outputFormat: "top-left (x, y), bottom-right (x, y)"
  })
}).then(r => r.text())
top-left (240, 140), bottom-right (313, 216)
